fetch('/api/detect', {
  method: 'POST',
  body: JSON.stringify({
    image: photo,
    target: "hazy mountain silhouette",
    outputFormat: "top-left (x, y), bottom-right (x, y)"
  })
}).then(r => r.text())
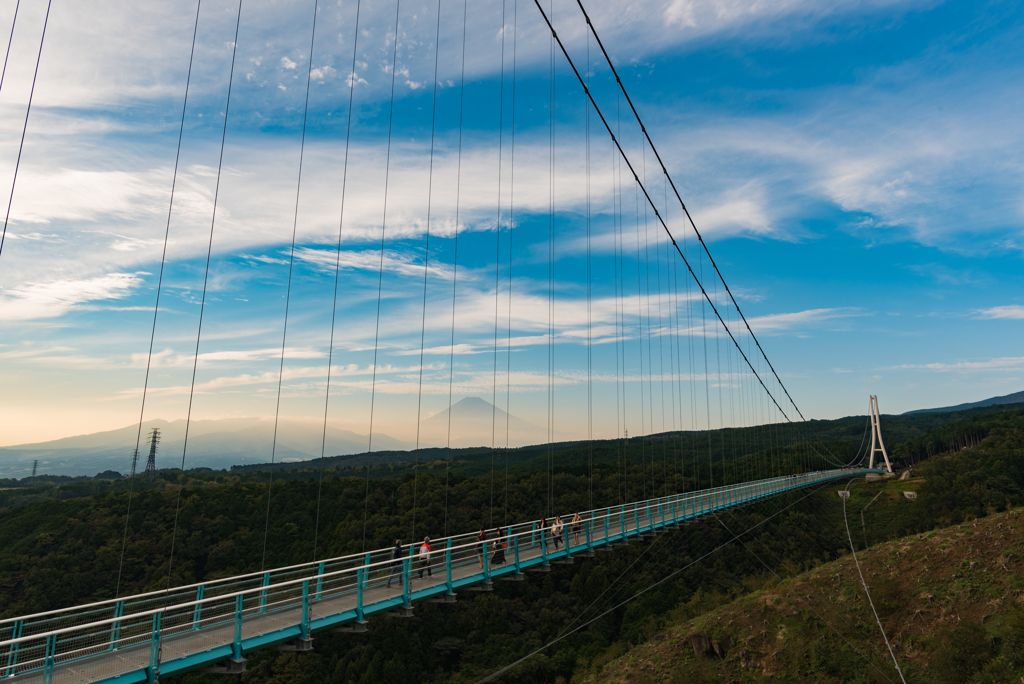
top-left (0, 418), bottom-right (413, 478)
top-left (418, 396), bottom-right (549, 448)
top-left (903, 389), bottom-right (1024, 415)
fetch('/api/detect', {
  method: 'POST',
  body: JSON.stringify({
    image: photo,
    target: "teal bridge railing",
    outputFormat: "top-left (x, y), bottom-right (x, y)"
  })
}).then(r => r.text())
top-left (0, 468), bottom-right (877, 684)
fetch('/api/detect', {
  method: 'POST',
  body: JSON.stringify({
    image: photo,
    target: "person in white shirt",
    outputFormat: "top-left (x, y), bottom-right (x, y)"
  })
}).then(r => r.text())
top-left (552, 516), bottom-right (564, 549)
top-left (418, 536), bottom-right (433, 579)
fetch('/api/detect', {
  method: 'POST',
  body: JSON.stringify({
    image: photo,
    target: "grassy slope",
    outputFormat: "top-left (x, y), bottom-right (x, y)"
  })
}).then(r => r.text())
top-left (580, 499), bottom-right (1024, 683)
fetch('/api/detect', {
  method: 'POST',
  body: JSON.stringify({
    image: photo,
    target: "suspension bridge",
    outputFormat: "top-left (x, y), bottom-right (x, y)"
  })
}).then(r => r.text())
top-left (0, 0), bottom-right (895, 682)
top-left (0, 468), bottom-right (882, 683)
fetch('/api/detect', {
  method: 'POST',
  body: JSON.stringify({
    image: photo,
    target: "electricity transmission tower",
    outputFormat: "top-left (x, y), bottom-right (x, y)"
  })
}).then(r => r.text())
top-left (144, 428), bottom-right (160, 480)
top-left (867, 395), bottom-right (893, 473)
top-left (31, 460), bottom-right (38, 477)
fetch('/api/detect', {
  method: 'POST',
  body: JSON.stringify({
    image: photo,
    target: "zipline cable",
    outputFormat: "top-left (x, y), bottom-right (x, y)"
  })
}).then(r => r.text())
top-left (0, 0), bottom-right (51, 259)
top-left (475, 478), bottom-right (855, 683)
top-left (842, 479), bottom-right (908, 683)
top-left (715, 509), bottom-right (898, 683)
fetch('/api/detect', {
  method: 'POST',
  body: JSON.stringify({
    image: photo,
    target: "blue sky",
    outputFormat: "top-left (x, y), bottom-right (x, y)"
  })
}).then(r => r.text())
top-left (0, 0), bottom-right (1022, 451)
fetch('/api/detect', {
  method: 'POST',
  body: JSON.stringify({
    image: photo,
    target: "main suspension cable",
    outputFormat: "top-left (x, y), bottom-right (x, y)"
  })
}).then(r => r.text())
top-left (530, 0), bottom-right (840, 465)
top-left (572, 0), bottom-right (806, 424)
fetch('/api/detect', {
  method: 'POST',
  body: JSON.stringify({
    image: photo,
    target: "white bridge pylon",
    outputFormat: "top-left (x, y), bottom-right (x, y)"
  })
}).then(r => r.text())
top-left (867, 395), bottom-right (893, 473)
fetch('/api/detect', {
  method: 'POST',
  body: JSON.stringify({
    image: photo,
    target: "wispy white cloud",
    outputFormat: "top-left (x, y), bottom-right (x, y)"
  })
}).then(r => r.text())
top-left (744, 308), bottom-right (864, 334)
top-left (974, 305), bottom-right (1024, 320)
top-left (129, 346), bottom-right (327, 369)
top-left (886, 356), bottom-right (1024, 372)
top-left (0, 273), bottom-right (144, 321)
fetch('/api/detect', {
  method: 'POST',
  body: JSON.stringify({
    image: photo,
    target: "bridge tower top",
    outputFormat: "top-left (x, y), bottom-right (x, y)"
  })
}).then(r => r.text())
top-left (867, 395), bottom-right (893, 473)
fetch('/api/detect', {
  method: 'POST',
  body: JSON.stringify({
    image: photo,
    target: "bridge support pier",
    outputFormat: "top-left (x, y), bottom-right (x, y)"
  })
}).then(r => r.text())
top-left (386, 605), bottom-right (414, 618)
top-left (199, 658), bottom-right (246, 675)
top-left (467, 581), bottom-right (494, 592)
top-left (428, 593), bottom-right (458, 603)
top-left (499, 572), bottom-right (525, 581)
top-left (528, 563), bottom-right (551, 573)
top-left (333, 621), bottom-right (368, 634)
top-left (272, 637), bottom-right (313, 652)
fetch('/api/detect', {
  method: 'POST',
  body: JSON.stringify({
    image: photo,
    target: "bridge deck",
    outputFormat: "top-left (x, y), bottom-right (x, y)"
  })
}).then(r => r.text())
top-left (1, 470), bottom-right (874, 684)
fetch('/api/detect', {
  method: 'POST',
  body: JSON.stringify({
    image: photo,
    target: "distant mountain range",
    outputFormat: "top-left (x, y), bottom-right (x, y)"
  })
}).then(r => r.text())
top-left (0, 417), bottom-right (414, 479)
top-left (0, 397), bottom-right (547, 479)
top-left (5, 391), bottom-right (1021, 479)
top-left (902, 390), bottom-right (1024, 415)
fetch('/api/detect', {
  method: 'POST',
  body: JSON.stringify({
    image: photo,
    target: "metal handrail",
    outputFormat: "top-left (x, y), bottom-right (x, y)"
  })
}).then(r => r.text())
top-left (0, 469), bottom-right (872, 651)
top-left (0, 473), bottom-right (802, 626)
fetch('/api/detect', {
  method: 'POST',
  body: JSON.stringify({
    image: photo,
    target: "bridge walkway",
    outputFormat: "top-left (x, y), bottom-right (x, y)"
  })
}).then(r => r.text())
top-left (0, 469), bottom-right (874, 684)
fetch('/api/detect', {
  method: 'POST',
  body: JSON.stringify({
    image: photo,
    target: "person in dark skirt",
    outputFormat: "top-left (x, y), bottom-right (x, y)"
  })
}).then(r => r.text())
top-left (490, 528), bottom-right (507, 567)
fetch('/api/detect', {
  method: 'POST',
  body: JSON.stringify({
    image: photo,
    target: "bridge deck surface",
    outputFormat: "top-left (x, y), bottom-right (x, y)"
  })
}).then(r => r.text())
top-left (2, 471), bottom-right (871, 684)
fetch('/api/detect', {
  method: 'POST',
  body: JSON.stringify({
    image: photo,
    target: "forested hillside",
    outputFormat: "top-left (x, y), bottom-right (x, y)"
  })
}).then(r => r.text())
top-left (0, 407), bottom-right (1022, 682)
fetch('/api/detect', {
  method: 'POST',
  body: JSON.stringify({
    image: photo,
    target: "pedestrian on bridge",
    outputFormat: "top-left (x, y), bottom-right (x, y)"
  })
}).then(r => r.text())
top-left (552, 516), bottom-right (564, 550)
top-left (386, 539), bottom-right (403, 589)
top-left (539, 517), bottom-right (549, 548)
top-left (475, 528), bottom-right (487, 569)
top-left (418, 536), bottom-right (433, 579)
top-left (571, 513), bottom-right (582, 545)
top-left (491, 528), bottom-right (507, 567)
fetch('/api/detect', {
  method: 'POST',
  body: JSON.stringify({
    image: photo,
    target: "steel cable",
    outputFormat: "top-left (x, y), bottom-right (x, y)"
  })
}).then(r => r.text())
top-left (362, 0), bottom-right (403, 552)
top-left (312, 0), bottom-right (363, 562)
top-left (260, 0), bottom-right (320, 573)
top-left (0, 0), bottom-right (51, 259)
top-left (114, 0), bottom-right (204, 598)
